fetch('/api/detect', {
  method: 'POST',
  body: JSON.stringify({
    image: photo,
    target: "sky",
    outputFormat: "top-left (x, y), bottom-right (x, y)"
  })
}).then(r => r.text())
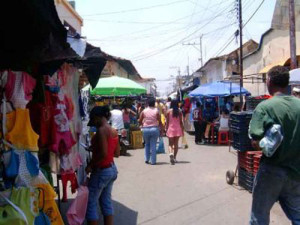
top-left (75, 0), bottom-right (276, 96)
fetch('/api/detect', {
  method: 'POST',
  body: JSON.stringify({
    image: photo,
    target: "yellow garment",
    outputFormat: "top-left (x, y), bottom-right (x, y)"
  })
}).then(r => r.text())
top-left (35, 184), bottom-right (64, 225)
top-left (6, 109), bottom-right (39, 151)
top-left (6, 110), bottom-right (16, 133)
top-left (161, 114), bottom-right (166, 126)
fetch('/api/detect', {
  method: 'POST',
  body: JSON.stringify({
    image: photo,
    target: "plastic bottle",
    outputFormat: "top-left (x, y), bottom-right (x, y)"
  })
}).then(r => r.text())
top-left (259, 124), bottom-right (283, 157)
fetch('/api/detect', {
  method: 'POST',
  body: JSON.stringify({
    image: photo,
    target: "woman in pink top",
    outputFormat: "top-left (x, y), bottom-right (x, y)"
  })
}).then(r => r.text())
top-left (139, 98), bottom-right (161, 165)
top-left (166, 99), bottom-right (184, 165)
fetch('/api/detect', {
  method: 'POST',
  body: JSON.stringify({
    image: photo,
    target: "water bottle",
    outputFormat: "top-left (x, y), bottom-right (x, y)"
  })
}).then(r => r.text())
top-left (259, 124), bottom-right (283, 157)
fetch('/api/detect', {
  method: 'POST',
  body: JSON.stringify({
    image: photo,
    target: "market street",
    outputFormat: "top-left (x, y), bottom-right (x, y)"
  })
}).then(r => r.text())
top-left (61, 133), bottom-right (290, 225)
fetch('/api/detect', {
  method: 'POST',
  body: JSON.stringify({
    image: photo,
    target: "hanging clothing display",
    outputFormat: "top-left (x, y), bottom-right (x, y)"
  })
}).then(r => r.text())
top-left (6, 109), bottom-right (39, 151)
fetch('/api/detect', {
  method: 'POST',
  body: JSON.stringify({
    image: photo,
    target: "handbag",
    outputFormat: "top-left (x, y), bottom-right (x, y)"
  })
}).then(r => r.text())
top-left (156, 137), bottom-right (165, 154)
top-left (67, 185), bottom-right (89, 225)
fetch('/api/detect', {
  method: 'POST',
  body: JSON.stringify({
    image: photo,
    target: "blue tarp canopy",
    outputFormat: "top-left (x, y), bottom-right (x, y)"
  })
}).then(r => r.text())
top-left (188, 81), bottom-right (250, 97)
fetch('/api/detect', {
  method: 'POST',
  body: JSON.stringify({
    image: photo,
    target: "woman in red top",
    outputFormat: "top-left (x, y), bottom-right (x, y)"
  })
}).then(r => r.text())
top-left (86, 106), bottom-right (120, 225)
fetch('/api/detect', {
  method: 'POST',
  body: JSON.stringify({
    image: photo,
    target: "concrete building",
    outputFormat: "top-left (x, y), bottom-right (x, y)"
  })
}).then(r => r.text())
top-left (55, 0), bottom-right (83, 35)
top-left (243, 0), bottom-right (300, 95)
top-left (138, 78), bottom-right (157, 96)
top-left (193, 40), bottom-right (258, 85)
top-left (101, 55), bottom-right (143, 81)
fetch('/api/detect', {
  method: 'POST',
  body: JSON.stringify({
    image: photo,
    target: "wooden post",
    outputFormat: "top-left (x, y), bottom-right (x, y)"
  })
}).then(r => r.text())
top-left (289, 0), bottom-right (297, 69)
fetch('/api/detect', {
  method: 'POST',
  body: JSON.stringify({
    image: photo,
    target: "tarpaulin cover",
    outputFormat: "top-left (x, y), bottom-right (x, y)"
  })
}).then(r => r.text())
top-left (189, 81), bottom-right (250, 97)
top-left (81, 43), bottom-right (107, 89)
top-left (90, 76), bottom-right (146, 96)
top-left (0, 0), bottom-right (78, 71)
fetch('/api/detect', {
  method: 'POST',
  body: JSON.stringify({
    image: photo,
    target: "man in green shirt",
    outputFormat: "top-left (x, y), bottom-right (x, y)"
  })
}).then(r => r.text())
top-left (249, 66), bottom-right (300, 225)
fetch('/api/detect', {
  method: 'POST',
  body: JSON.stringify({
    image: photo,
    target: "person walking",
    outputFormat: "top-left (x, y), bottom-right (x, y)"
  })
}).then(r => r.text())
top-left (139, 98), bottom-right (161, 165)
top-left (166, 99), bottom-right (184, 165)
top-left (110, 104), bottom-right (124, 131)
top-left (249, 66), bottom-right (300, 224)
top-left (193, 102), bottom-right (205, 145)
top-left (86, 106), bottom-right (120, 225)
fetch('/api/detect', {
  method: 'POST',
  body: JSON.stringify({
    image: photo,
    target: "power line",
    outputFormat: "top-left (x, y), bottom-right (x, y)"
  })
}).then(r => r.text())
top-left (210, 0), bottom-right (265, 58)
top-left (82, 0), bottom-right (190, 17)
top-left (131, 2), bottom-right (234, 61)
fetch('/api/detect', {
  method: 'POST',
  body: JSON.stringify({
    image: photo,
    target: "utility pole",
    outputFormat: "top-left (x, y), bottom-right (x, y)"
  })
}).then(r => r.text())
top-left (183, 35), bottom-right (203, 67)
top-left (238, 0), bottom-right (243, 105)
top-left (289, 0), bottom-right (297, 69)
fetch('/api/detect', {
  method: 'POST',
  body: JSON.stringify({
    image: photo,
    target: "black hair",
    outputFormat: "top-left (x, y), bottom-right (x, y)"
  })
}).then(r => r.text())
top-left (148, 98), bottom-right (156, 107)
top-left (170, 99), bottom-right (179, 117)
top-left (222, 109), bottom-right (229, 115)
top-left (268, 66), bottom-right (290, 88)
top-left (196, 101), bottom-right (201, 108)
top-left (90, 106), bottom-right (111, 120)
top-left (167, 97), bottom-right (172, 101)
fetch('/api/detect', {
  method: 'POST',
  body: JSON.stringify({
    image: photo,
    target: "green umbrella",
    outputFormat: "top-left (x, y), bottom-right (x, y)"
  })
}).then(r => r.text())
top-left (90, 76), bottom-right (146, 96)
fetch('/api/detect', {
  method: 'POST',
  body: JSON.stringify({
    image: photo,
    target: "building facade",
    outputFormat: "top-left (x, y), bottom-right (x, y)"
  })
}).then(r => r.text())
top-left (55, 0), bottom-right (83, 35)
top-left (193, 40), bottom-right (258, 86)
top-left (243, 0), bottom-right (300, 96)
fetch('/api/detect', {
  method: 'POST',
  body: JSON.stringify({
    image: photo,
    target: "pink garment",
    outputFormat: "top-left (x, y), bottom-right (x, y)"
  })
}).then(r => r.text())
top-left (5, 70), bottom-right (36, 108)
top-left (123, 112), bottom-right (130, 123)
top-left (142, 107), bottom-right (159, 127)
top-left (67, 186), bottom-right (89, 225)
top-left (166, 111), bottom-right (183, 137)
top-left (50, 92), bottom-right (76, 155)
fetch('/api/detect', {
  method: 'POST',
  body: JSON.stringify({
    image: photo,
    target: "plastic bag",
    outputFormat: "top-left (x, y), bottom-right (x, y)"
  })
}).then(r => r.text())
top-left (156, 137), bottom-right (165, 154)
top-left (259, 124), bottom-right (283, 157)
top-left (67, 186), bottom-right (89, 225)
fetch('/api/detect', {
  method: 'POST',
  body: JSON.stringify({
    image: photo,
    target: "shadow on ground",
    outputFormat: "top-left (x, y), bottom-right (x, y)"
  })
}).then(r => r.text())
top-left (114, 200), bottom-right (138, 225)
top-left (61, 199), bottom-right (138, 225)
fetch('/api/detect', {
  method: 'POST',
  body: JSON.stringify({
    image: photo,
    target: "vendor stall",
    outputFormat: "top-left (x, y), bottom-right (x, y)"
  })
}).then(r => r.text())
top-left (84, 76), bottom-right (147, 154)
top-left (188, 81), bottom-right (250, 144)
top-left (0, 1), bottom-right (107, 225)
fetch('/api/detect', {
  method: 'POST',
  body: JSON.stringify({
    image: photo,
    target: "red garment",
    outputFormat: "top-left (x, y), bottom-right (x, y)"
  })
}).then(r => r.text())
top-left (183, 98), bottom-right (191, 114)
top-left (28, 90), bottom-right (76, 154)
top-left (61, 170), bottom-right (78, 202)
top-left (193, 108), bottom-right (203, 122)
top-left (91, 134), bottom-right (118, 169)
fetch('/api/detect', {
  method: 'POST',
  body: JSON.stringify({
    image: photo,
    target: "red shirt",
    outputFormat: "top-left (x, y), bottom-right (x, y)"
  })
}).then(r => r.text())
top-left (91, 134), bottom-right (118, 169)
top-left (193, 107), bottom-right (203, 122)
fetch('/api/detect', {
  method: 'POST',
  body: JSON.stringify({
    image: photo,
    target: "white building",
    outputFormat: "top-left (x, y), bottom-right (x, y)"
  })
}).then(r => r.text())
top-left (55, 0), bottom-right (83, 35)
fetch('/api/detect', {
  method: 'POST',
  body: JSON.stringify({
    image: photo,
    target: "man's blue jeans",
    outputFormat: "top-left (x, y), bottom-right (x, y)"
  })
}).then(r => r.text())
top-left (250, 163), bottom-right (300, 225)
top-left (142, 127), bottom-right (159, 164)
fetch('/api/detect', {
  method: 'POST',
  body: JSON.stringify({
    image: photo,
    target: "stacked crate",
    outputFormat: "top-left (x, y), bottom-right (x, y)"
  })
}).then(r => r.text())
top-left (246, 95), bottom-right (270, 111)
top-left (238, 151), bottom-right (262, 192)
top-left (230, 111), bottom-right (253, 151)
top-left (253, 154), bottom-right (262, 175)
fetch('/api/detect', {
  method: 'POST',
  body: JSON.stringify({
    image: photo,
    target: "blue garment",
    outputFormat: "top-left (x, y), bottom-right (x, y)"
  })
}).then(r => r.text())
top-left (250, 163), bottom-right (300, 225)
top-left (142, 127), bottom-right (159, 164)
top-left (86, 164), bottom-right (118, 220)
top-left (25, 151), bottom-right (39, 176)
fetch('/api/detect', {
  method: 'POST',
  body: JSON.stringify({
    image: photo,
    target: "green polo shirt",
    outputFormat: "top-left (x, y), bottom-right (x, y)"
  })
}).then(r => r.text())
top-left (249, 95), bottom-right (300, 180)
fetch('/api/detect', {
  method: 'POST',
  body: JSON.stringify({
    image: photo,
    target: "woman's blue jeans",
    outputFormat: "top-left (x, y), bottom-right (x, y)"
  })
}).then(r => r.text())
top-left (142, 127), bottom-right (159, 164)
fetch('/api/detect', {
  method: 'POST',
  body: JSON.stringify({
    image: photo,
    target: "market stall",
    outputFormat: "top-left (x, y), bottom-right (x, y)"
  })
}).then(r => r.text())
top-left (85, 76), bottom-right (147, 153)
top-left (188, 81), bottom-right (250, 144)
top-left (0, 1), bottom-right (107, 224)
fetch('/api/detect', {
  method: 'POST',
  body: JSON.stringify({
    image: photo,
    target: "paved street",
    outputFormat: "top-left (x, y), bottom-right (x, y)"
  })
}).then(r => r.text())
top-left (61, 133), bottom-right (289, 225)
top-left (111, 133), bottom-right (289, 225)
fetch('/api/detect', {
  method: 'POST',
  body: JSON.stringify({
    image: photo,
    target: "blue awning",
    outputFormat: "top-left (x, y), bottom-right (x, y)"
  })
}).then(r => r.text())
top-left (188, 81), bottom-right (250, 97)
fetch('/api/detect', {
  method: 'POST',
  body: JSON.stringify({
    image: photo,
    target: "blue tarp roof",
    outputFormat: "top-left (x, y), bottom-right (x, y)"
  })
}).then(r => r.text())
top-left (188, 81), bottom-right (250, 97)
